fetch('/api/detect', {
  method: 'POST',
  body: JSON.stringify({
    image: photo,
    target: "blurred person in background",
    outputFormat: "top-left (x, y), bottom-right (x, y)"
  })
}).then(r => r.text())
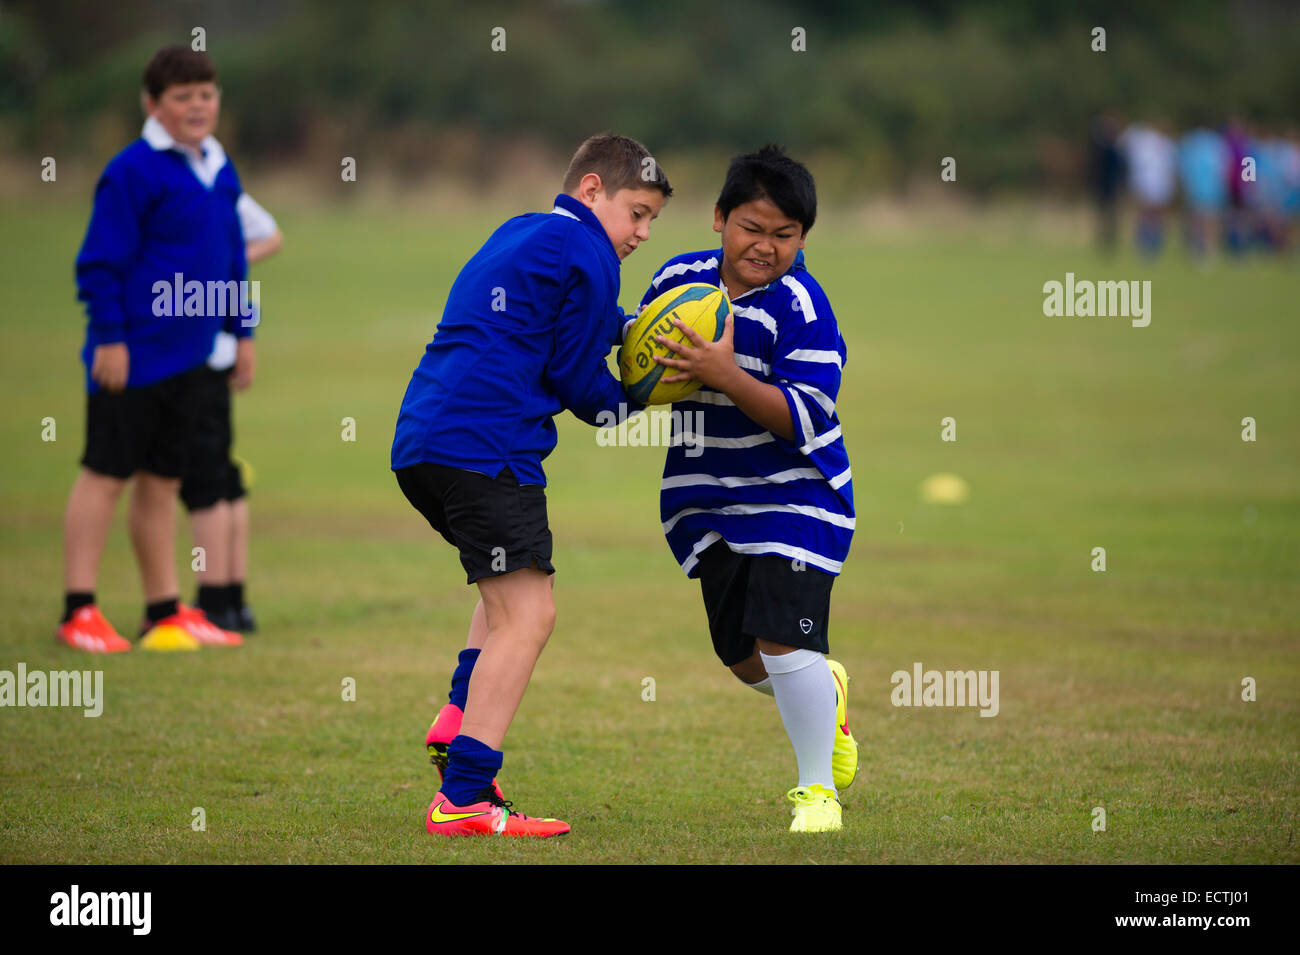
top-left (1177, 120), bottom-right (1230, 262)
top-left (1088, 113), bottom-right (1126, 254)
top-left (59, 46), bottom-right (250, 652)
top-left (1222, 117), bottom-right (1256, 255)
top-left (183, 194), bottom-right (282, 633)
top-left (1281, 127), bottom-right (1300, 253)
top-left (1118, 119), bottom-right (1177, 257)
top-left (1250, 127), bottom-right (1290, 252)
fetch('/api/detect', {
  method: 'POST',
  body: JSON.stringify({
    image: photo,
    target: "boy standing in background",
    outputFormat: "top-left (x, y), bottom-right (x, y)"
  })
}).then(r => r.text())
top-left (58, 46), bottom-right (250, 652)
top-left (184, 193), bottom-right (282, 634)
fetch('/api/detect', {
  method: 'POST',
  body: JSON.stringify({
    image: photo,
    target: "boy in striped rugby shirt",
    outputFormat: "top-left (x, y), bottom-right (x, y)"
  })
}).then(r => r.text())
top-left (638, 145), bottom-right (856, 832)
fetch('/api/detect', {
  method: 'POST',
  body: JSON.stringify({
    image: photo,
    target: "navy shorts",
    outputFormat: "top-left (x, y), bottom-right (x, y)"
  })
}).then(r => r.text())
top-left (696, 540), bottom-right (833, 666)
top-left (81, 365), bottom-right (204, 480)
top-left (395, 463), bottom-right (555, 584)
top-left (180, 367), bottom-right (246, 511)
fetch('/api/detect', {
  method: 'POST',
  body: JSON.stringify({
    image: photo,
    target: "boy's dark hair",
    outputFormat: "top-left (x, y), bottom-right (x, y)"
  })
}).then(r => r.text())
top-left (143, 46), bottom-right (217, 99)
top-left (717, 144), bottom-right (817, 235)
top-left (562, 133), bottom-right (672, 198)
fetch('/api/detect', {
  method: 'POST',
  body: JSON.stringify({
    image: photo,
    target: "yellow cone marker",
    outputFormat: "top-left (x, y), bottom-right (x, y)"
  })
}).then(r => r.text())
top-left (920, 473), bottom-right (970, 505)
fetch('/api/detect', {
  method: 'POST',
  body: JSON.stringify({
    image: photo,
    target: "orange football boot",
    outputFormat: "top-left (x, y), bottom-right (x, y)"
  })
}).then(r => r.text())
top-left (426, 788), bottom-right (570, 838)
top-left (56, 605), bottom-right (131, 653)
top-left (169, 603), bottom-right (244, 647)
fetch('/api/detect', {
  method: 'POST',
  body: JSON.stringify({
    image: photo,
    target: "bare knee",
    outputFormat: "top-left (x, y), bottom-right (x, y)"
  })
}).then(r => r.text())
top-left (134, 472), bottom-right (180, 498)
top-left (129, 474), bottom-right (180, 520)
top-left (502, 601), bottom-right (553, 653)
top-left (479, 568), bottom-right (556, 649)
top-left (75, 468), bottom-right (127, 498)
top-left (526, 588), bottom-right (557, 646)
top-left (729, 649), bottom-right (768, 684)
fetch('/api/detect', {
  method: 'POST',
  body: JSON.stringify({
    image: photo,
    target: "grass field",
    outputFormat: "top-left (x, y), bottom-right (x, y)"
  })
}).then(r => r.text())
top-left (1, 194), bottom-right (1297, 864)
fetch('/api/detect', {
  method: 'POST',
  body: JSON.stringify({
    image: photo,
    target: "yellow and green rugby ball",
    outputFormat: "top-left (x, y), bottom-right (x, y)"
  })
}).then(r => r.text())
top-left (619, 283), bottom-right (732, 405)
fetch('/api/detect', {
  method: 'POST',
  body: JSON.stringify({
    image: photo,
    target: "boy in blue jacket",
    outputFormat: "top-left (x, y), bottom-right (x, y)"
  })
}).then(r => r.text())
top-left (393, 134), bottom-right (669, 837)
top-left (58, 46), bottom-right (250, 653)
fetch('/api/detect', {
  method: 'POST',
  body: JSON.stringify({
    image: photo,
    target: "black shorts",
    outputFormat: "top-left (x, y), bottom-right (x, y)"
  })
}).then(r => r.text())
top-left (81, 365), bottom-right (205, 480)
top-left (395, 462), bottom-right (555, 584)
top-left (180, 367), bottom-right (245, 511)
top-left (696, 540), bottom-right (834, 666)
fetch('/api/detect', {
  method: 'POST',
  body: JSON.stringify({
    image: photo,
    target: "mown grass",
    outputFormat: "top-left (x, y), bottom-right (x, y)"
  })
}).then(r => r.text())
top-left (1, 195), bottom-right (1296, 863)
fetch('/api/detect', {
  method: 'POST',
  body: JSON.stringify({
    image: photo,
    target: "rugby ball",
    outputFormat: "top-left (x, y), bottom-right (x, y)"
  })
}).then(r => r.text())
top-left (620, 283), bottom-right (731, 405)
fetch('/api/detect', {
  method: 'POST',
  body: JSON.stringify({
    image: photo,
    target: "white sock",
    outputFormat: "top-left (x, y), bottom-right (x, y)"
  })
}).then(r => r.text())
top-left (760, 649), bottom-right (836, 792)
top-left (735, 672), bottom-right (775, 697)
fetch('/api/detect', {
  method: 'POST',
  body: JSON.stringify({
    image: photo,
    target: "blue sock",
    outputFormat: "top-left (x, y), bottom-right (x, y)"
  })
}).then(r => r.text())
top-left (449, 648), bottom-right (480, 710)
top-left (441, 735), bottom-right (503, 806)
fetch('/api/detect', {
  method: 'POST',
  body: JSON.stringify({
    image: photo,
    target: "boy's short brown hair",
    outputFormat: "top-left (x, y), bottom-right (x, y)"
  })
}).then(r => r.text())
top-left (562, 133), bottom-right (672, 198)
top-left (143, 46), bottom-right (217, 99)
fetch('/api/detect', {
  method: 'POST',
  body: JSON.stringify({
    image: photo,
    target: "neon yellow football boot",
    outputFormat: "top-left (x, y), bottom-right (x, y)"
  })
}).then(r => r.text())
top-left (787, 784), bottom-right (842, 832)
top-left (827, 659), bottom-right (858, 790)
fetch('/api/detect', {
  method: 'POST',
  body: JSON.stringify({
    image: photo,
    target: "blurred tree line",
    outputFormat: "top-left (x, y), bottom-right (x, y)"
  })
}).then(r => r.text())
top-left (2, 0), bottom-right (1298, 196)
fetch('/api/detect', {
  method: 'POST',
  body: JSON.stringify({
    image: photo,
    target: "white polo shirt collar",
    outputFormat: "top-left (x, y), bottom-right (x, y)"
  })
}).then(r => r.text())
top-left (142, 115), bottom-right (228, 188)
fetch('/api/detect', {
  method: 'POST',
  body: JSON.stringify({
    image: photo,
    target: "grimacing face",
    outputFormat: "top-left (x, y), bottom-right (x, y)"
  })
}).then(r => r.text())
top-left (146, 81), bottom-right (220, 148)
top-left (714, 196), bottom-right (806, 297)
top-left (576, 176), bottom-right (665, 260)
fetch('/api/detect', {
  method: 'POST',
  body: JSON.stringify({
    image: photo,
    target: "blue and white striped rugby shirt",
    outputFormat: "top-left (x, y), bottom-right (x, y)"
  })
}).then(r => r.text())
top-left (637, 249), bottom-right (854, 578)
